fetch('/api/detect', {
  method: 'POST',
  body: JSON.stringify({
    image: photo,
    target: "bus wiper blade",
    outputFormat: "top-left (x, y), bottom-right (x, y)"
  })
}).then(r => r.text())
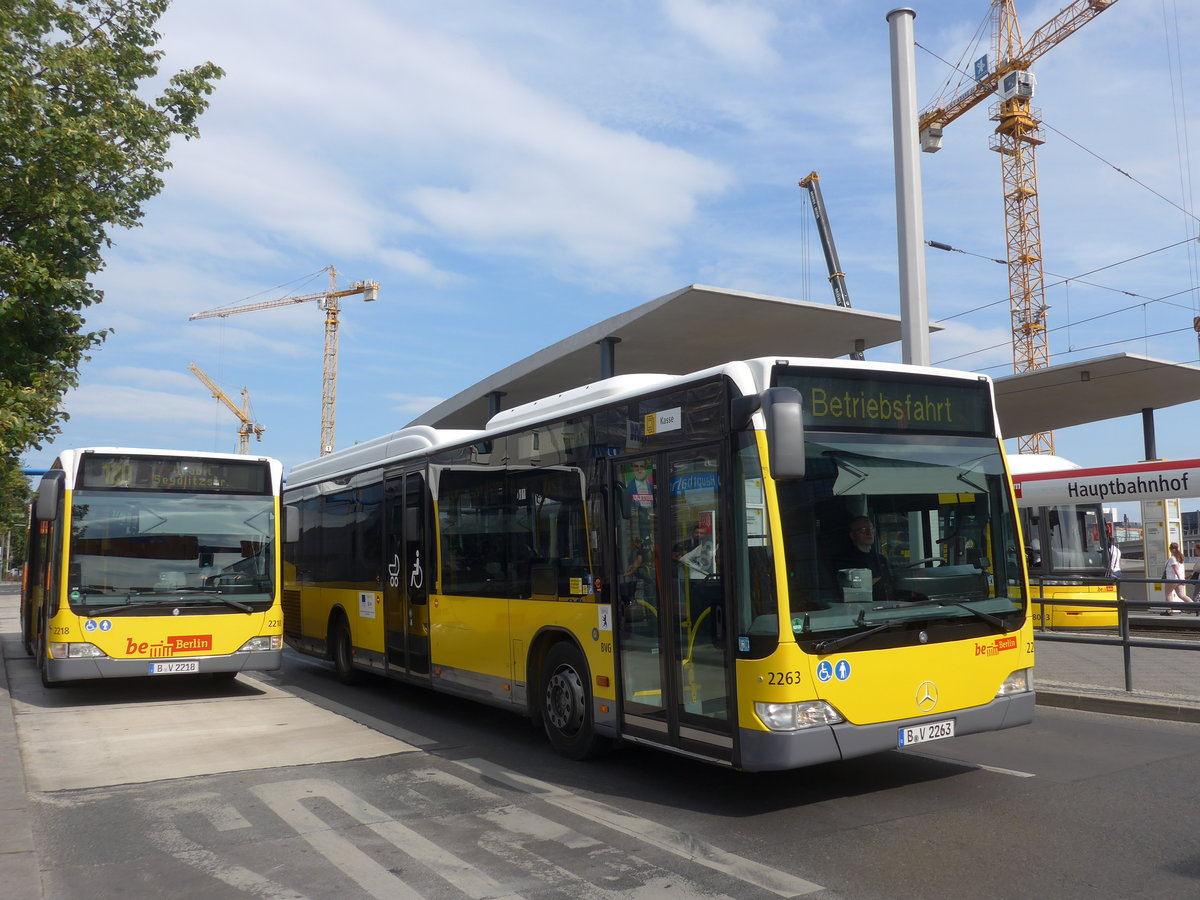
top-left (213, 594), bottom-right (254, 613)
top-left (902, 598), bottom-right (1013, 633)
top-left (142, 588), bottom-right (255, 613)
top-left (86, 590), bottom-right (253, 615)
top-left (85, 599), bottom-right (178, 616)
top-left (814, 619), bottom-right (900, 654)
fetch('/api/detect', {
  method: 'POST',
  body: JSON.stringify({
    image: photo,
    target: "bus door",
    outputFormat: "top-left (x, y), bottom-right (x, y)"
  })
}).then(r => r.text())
top-left (383, 470), bottom-right (431, 679)
top-left (614, 447), bottom-right (733, 762)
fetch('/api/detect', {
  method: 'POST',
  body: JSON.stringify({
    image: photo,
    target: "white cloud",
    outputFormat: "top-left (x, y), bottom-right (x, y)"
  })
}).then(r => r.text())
top-left (64, 383), bottom-right (223, 426)
top-left (376, 248), bottom-right (459, 287)
top-left (157, 0), bottom-right (733, 284)
top-left (662, 0), bottom-right (779, 70)
top-left (388, 394), bottom-right (448, 417)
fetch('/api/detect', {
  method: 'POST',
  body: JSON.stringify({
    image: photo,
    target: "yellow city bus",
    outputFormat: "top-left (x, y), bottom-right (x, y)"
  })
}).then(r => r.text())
top-left (1008, 454), bottom-right (1119, 629)
top-left (283, 358), bottom-right (1034, 771)
top-left (21, 448), bottom-right (285, 686)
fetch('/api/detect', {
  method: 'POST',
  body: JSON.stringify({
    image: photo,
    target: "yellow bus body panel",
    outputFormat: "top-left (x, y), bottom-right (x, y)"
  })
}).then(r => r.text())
top-left (1031, 583), bottom-right (1118, 629)
top-left (736, 623), bottom-right (1034, 731)
top-left (430, 596), bottom-right (617, 700)
top-left (431, 594), bottom-right (511, 680)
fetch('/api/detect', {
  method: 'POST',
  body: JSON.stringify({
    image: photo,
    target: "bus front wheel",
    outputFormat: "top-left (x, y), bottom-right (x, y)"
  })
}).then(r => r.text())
top-left (540, 642), bottom-right (602, 760)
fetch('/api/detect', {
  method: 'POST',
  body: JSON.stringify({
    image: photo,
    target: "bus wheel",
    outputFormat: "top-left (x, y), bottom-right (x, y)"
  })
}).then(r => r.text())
top-left (331, 617), bottom-right (358, 685)
top-left (540, 643), bottom-right (601, 759)
top-left (37, 640), bottom-right (59, 689)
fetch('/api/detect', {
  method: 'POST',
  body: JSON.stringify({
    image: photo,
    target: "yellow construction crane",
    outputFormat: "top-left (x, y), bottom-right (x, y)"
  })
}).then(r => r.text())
top-left (918, 0), bottom-right (1119, 454)
top-left (188, 266), bottom-right (380, 456)
top-left (187, 363), bottom-right (265, 455)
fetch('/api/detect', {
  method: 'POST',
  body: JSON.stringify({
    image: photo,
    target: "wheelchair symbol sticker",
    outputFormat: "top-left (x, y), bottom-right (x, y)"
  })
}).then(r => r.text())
top-left (816, 659), bottom-right (852, 682)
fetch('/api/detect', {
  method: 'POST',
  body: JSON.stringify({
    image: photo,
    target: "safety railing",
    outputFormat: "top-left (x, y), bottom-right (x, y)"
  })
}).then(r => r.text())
top-left (1031, 574), bottom-right (1200, 692)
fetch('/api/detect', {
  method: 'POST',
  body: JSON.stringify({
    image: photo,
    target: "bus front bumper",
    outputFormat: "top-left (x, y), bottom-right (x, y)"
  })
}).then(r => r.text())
top-left (737, 691), bottom-right (1036, 772)
top-left (42, 649), bottom-right (283, 683)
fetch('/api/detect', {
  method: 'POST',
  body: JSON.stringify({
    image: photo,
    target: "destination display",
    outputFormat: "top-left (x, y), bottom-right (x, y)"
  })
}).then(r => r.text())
top-left (775, 367), bottom-right (994, 435)
top-left (77, 454), bottom-right (271, 494)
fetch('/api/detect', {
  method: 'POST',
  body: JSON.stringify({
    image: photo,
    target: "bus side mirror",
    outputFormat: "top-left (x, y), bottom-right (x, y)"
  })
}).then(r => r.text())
top-left (35, 471), bottom-right (64, 522)
top-left (762, 387), bottom-right (805, 480)
top-left (283, 506), bottom-right (300, 544)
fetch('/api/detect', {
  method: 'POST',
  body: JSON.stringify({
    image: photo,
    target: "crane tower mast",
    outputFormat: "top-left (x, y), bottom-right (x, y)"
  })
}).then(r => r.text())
top-left (918, 0), bottom-right (1118, 454)
top-left (187, 363), bottom-right (264, 454)
top-left (189, 267), bottom-right (380, 456)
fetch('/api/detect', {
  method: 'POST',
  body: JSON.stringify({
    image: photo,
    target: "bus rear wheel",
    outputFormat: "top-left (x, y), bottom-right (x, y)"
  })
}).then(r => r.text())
top-left (540, 643), bottom-right (602, 760)
top-left (331, 616), bottom-right (358, 685)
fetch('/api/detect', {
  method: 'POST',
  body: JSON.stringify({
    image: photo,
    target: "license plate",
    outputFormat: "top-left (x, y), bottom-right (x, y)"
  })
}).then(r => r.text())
top-left (148, 660), bottom-right (200, 675)
top-left (898, 718), bottom-right (955, 747)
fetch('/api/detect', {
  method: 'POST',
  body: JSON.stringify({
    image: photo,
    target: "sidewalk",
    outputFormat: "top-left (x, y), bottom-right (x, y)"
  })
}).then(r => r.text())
top-left (0, 585), bottom-right (38, 895)
top-left (1035, 611), bottom-right (1200, 723)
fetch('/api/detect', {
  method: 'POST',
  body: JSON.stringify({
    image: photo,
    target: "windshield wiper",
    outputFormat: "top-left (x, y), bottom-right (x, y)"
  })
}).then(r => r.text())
top-left (211, 594), bottom-right (254, 613)
top-left (814, 597), bottom-right (1014, 654)
top-left (899, 597), bottom-right (1013, 633)
top-left (84, 590), bottom-right (254, 615)
top-left (814, 618), bottom-right (904, 654)
top-left (85, 598), bottom-right (181, 616)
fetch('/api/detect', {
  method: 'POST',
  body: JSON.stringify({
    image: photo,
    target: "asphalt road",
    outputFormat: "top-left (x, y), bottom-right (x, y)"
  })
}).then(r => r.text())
top-left (6, 640), bottom-right (1198, 900)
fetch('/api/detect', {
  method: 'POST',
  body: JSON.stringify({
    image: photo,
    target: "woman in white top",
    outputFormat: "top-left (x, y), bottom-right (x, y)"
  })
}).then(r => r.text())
top-left (1162, 542), bottom-right (1190, 614)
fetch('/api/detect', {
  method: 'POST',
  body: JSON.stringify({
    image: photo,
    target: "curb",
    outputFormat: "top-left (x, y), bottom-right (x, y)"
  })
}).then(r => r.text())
top-left (0, 632), bottom-right (41, 897)
top-left (1036, 687), bottom-right (1200, 724)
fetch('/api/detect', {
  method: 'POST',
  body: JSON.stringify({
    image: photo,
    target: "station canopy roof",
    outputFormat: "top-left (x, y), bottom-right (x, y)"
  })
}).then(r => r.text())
top-left (408, 285), bottom-right (1200, 439)
top-left (993, 352), bottom-right (1200, 437)
top-left (409, 285), bottom-right (936, 429)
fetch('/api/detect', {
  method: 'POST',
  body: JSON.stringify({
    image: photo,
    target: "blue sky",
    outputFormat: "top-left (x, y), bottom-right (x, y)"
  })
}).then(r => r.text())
top-left (26, 1), bottom-right (1200, 514)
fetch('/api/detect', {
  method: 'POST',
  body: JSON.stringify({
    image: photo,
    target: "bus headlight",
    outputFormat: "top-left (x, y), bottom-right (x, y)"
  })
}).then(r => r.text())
top-left (755, 700), bottom-right (845, 731)
top-left (996, 668), bottom-right (1032, 696)
top-left (49, 643), bottom-right (108, 659)
top-left (237, 635), bottom-right (283, 652)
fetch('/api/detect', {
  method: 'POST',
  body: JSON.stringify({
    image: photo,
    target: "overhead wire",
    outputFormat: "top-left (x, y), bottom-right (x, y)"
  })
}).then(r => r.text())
top-left (929, 237), bottom-right (1199, 322)
top-left (1161, 0), bottom-right (1200, 322)
top-left (935, 284), bottom-right (1200, 367)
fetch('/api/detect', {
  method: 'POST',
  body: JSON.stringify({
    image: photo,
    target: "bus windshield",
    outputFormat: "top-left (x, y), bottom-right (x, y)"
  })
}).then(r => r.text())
top-left (775, 432), bottom-right (1024, 638)
top-left (1020, 503), bottom-right (1105, 575)
top-left (67, 490), bottom-right (276, 610)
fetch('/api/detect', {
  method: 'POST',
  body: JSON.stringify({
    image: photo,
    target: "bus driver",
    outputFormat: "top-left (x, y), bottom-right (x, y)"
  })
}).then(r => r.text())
top-left (836, 516), bottom-right (893, 602)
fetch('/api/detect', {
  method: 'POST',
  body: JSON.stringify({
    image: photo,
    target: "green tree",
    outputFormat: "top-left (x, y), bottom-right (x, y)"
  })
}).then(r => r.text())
top-left (0, 461), bottom-right (31, 575)
top-left (0, 0), bottom-right (223, 461)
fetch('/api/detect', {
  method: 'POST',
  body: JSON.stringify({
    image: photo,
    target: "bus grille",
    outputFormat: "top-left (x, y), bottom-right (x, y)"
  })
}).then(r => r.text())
top-left (282, 589), bottom-right (302, 640)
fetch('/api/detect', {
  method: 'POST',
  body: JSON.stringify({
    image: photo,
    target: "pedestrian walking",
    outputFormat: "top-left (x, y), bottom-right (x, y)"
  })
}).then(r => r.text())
top-left (1104, 523), bottom-right (1121, 579)
top-left (1161, 542), bottom-right (1190, 615)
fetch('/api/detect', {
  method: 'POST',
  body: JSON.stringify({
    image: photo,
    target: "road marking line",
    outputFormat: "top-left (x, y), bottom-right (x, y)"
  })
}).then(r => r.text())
top-left (904, 751), bottom-right (1036, 778)
top-left (399, 765), bottom-right (734, 895)
top-left (978, 763), bottom-right (1037, 778)
top-left (458, 758), bottom-right (824, 898)
top-left (146, 793), bottom-right (310, 900)
top-left (254, 777), bottom-right (524, 900)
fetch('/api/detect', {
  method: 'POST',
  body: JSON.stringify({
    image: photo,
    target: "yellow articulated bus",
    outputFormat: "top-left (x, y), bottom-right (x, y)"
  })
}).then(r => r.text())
top-left (22, 448), bottom-right (285, 686)
top-left (283, 358), bottom-right (1034, 771)
top-left (1008, 454), bottom-right (1119, 630)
